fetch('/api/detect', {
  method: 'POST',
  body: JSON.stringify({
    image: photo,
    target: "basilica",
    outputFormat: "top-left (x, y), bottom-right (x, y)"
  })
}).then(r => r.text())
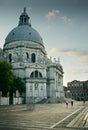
top-left (1, 8), bottom-right (64, 104)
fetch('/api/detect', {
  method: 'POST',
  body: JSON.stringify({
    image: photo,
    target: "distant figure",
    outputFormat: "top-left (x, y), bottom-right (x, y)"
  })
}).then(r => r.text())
top-left (83, 99), bottom-right (85, 105)
top-left (66, 100), bottom-right (68, 107)
top-left (71, 100), bottom-right (73, 107)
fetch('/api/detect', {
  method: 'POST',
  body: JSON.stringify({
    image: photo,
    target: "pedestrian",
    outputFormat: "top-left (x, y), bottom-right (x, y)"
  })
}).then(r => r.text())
top-left (71, 100), bottom-right (73, 107)
top-left (83, 99), bottom-right (85, 105)
top-left (65, 100), bottom-right (68, 107)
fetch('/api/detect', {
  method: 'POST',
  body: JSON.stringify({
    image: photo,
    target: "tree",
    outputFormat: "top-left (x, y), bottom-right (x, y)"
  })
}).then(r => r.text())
top-left (13, 76), bottom-right (25, 93)
top-left (0, 61), bottom-right (25, 99)
top-left (0, 61), bottom-right (14, 96)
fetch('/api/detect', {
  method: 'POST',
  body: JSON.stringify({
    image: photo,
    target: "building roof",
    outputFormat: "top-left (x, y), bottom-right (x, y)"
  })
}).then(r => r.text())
top-left (5, 25), bottom-right (43, 45)
top-left (4, 8), bottom-right (43, 46)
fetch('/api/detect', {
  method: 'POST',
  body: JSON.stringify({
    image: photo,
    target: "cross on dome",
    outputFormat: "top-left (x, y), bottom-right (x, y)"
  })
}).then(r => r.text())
top-left (24, 7), bottom-right (26, 13)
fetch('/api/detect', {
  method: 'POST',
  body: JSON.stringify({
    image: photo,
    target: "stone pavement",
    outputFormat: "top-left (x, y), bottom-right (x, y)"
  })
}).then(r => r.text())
top-left (0, 101), bottom-right (88, 130)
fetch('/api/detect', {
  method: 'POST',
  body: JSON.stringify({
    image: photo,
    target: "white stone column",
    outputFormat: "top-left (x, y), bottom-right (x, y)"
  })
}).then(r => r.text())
top-left (26, 82), bottom-right (30, 103)
top-left (43, 83), bottom-right (47, 98)
top-left (61, 76), bottom-right (64, 98)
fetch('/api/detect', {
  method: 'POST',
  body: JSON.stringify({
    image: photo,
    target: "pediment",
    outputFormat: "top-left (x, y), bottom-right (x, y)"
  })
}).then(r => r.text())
top-left (28, 63), bottom-right (45, 69)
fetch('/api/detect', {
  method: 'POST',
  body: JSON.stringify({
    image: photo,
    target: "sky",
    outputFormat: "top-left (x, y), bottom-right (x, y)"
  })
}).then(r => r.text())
top-left (0, 0), bottom-right (88, 86)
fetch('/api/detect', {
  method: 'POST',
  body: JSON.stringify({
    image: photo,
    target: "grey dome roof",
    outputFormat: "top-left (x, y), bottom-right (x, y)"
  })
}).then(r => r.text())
top-left (4, 8), bottom-right (43, 46)
top-left (5, 25), bottom-right (43, 45)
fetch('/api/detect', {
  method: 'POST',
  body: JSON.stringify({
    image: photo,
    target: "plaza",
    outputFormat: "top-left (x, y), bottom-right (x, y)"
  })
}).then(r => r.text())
top-left (0, 101), bottom-right (88, 130)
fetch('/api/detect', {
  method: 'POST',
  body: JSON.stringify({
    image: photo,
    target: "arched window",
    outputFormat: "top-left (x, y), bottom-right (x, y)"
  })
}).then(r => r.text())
top-left (24, 18), bottom-right (26, 23)
top-left (39, 72), bottom-right (42, 78)
top-left (30, 71), bottom-right (42, 78)
top-left (26, 52), bottom-right (29, 59)
top-left (21, 18), bottom-right (23, 23)
top-left (30, 72), bottom-right (34, 78)
top-left (35, 70), bottom-right (38, 77)
top-left (31, 53), bottom-right (36, 63)
top-left (9, 54), bottom-right (12, 62)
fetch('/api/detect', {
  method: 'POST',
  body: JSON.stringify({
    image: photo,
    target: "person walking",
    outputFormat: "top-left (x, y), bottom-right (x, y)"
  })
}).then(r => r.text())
top-left (83, 99), bottom-right (85, 105)
top-left (71, 100), bottom-right (73, 107)
top-left (65, 100), bottom-right (68, 108)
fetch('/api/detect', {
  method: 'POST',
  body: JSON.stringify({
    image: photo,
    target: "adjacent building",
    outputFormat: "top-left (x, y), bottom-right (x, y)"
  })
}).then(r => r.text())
top-left (67, 80), bottom-right (88, 101)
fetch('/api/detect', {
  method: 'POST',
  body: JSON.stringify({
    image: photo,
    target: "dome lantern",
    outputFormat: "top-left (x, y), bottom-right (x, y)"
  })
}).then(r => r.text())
top-left (18, 7), bottom-right (31, 26)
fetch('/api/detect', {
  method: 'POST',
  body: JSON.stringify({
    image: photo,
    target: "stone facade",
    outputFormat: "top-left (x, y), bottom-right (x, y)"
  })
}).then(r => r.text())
top-left (0, 8), bottom-right (64, 103)
top-left (67, 80), bottom-right (88, 101)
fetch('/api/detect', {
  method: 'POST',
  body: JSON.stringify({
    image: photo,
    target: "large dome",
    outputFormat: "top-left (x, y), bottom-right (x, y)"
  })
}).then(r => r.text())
top-left (5, 25), bottom-right (43, 45)
top-left (4, 8), bottom-right (43, 46)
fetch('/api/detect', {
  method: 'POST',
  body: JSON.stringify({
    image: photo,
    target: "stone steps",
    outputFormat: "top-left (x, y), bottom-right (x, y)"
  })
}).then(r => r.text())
top-left (67, 107), bottom-right (88, 128)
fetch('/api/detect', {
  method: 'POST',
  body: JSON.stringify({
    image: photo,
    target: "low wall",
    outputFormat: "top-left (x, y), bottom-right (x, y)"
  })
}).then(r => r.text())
top-left (13, 97), bottom-right (24, 104)
top-left (0, 97), bottom-right (9, 105)
top-left (0, 97), bottom-right (24, 105)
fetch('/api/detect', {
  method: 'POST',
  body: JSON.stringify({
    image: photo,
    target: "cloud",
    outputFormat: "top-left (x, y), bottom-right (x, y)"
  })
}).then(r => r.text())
top-left (60, 16), bottom-right (72, 25)
top-left (50, 48), bottom-right (88, 63)
top-left (46, 9), bottom-right (60, 20)
top-left (71, 69), bottom-right (88, 74)
top-left (50, 48), bottom-right (59, 53)
top-left (46, 9), bottom-right (72, 25)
